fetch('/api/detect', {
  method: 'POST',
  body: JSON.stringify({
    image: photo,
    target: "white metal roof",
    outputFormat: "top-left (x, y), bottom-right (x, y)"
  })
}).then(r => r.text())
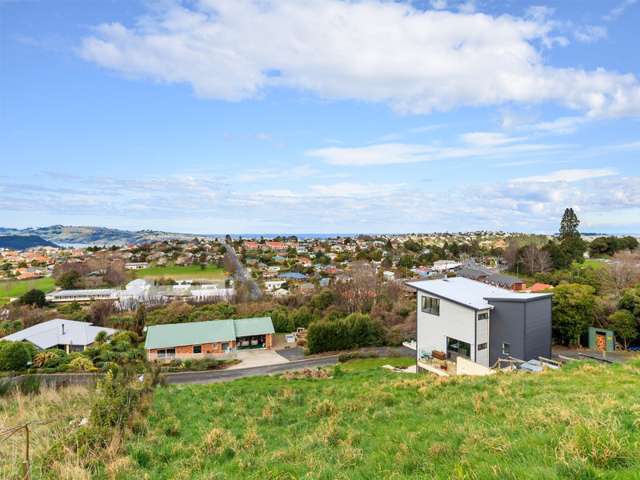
top-left (407, 277), bottom-right (550, 310)
top-left (1, 319), bottom-right (118, 349)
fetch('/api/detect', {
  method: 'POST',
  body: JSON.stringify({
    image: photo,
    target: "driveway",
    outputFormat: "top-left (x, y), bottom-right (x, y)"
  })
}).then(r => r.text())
top-left (227, 348), bottom-right (290, 369)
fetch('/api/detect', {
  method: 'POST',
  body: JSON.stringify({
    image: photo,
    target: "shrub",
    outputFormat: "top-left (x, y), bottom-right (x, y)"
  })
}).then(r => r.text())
top-left (19, 288), bottom-right (46, 307)
top-left (67, 356), bottom-right (98, 372)
top-left (33, 349), bottom-right (69, 369)
top-left (0, 340), bottom-right (34, 371)
top-left (307, 313), bottom-right (385, 354)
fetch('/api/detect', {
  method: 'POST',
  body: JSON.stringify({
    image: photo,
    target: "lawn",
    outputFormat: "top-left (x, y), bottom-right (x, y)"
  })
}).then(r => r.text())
top-left (0, 277), bottom-right (56, 302)
top-left (119, 357), bottom-right (640, 479)
top-left (135, 264), bottom-right (226, 282)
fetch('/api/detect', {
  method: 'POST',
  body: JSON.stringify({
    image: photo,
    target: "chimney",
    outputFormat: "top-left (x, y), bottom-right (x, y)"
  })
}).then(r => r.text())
top-left (61, 323), bottom-right (65, 335)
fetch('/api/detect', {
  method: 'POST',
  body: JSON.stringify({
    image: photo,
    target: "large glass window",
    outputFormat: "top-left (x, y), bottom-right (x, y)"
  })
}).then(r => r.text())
top-left (421, 295), bottom-right (440, 315)
top-left (446, 337), bottom-right (471, 359)
top-left (193, 345), bottom-right (202, 354)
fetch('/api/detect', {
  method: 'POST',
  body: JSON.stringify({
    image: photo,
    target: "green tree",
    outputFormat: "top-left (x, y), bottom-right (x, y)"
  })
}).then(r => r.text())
top-left (20, 288), bottom-right (46, 307)
top-left (559, 207), bottom-right (580, 240)
top-left (134, 304), bottom-right (147, 335)
top-left (552, 283), bottom-right (598, 346)
top-left (608, 310), bottom-right (637, 349)
top-left (0, 341), bottom-right (33, 371)
top-left (58, 270), bottom-right (81, 289)
top-left (619, 285), bottom-right (640, 319)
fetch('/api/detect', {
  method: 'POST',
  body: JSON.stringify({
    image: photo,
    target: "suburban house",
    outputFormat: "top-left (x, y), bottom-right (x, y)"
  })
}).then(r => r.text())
top-left (144, 316), bottom-right (275, 361)
top-left (407, 277), bottom-right (552, 368)
top-left (1, 319), bottom-right (118, 352)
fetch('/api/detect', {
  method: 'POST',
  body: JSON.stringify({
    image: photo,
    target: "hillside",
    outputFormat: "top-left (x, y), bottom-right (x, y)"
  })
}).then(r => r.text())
top-left (0, 225), bottom-right (214, 246)
top-left (115, 357), bottom-right (640, 479)
top-left (0, 235), bottom-right (58, 250)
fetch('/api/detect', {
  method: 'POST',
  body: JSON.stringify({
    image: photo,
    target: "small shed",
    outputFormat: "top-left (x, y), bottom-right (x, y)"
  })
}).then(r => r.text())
top-left (588, 327), bottom-right (615, 352)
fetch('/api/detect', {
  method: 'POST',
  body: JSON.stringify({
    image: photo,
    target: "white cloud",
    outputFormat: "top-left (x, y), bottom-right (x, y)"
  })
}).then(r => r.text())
top-left (511, 168), bottom-right (617, 183)
top-left (604, 0), bottom-right (637, 21)
top-left (306, 138), bottom-right (565, 166)
top-left (573, 25), bottom-right (607, 43)
top-left (3, 172), bottom-right (640, 233)
top-left (79, 0), bottom-right (640, 117)
top-left (460, 131), bottom-right (526, 146)
top-left (430, 0), bottom-right (448, 10)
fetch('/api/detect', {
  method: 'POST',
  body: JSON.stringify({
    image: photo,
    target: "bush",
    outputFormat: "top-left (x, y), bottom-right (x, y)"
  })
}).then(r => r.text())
top-left (67, 356), bottom-right (98, 372)
top-left (33, 349), bottom-right (69, 369)
top-left (307, 313), bottom-right (385, 354)
top-left (19, 288), bottom-right (46, 307)
top-left (0, 341), bottom-right (34, 371)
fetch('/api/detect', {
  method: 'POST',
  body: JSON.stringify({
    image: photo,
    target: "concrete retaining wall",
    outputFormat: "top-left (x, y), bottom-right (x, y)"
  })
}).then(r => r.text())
top-left (4, 373), bottom-right (102, 389)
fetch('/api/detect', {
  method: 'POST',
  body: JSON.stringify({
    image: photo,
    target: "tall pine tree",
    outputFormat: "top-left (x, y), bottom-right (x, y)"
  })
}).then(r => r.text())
top-left (559, 207), bottom-right (580, 240)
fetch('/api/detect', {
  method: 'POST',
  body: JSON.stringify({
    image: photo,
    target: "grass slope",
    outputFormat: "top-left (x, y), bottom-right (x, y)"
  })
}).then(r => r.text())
top-left (121, 357), bottom-right (640, 480)
top-left (135, 265), bottom-right (226, 281)
top-left (0, 385), bottom-right (92, 479)
top-left (0, 277), bottom-right (56, 303)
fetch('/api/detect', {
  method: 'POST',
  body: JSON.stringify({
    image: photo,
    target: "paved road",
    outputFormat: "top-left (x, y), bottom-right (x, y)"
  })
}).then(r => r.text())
top-left (164, 356), bottom-right (340, 384)
top-left (224, 243), bottom-right (262, 300)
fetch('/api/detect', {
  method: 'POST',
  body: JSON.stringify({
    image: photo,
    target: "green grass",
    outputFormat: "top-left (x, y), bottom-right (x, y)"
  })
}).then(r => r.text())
top-left (135, 264), bottom-right (226, 281)
top-left (579, 259), bottom-right (607, 270)
top-left (119, 357), bottom-right (640, 479)
top-left (0, 277), bottom-right (55, 301)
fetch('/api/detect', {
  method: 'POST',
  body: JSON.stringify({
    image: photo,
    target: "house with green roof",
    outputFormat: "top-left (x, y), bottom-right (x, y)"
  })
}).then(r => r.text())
top-left (144, 316), bottom-right (275, 361)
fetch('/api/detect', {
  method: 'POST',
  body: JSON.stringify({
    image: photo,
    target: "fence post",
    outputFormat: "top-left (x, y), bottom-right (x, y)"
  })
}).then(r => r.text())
top-left (22, 424), bottom-right (30, 480)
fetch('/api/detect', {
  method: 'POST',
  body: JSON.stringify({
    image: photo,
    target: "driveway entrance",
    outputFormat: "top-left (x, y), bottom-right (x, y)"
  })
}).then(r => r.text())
top-left (228, 349), bottom-right (290, 369)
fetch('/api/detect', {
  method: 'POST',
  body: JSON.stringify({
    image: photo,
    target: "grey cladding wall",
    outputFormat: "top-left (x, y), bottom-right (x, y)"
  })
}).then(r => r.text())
top-left (488, 297), bottom-right (552, 364)
top-left (524, 298), bottom-right (552, 359)
top-left (488, 300), bottom-right (525, 365)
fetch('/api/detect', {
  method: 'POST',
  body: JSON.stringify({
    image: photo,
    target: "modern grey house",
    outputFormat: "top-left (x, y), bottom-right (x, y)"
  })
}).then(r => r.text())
top-left (407, 277), bottom-right (552, 367)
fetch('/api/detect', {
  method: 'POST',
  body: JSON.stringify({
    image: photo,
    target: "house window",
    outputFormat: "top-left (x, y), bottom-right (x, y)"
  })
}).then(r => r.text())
top-left (157, 348), bottom-right (176, 359)
top-left (446, 337), bottom-right (471, 359)
top-left (477, 343), bottom-right (487, 351)
top-left (193, 345), bottom-right (202, 354)
top-left (477, 312), bottom-right (489, 320)
top-left (502, 343), bottom-right (511, 355)
top-left (421, 295), bottom-right (440, 315)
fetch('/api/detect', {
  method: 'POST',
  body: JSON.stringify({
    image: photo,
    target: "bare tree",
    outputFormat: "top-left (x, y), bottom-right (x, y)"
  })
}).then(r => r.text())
top-left (602, 251), bottom-right (640, 296)
top-left (536, 248), bottom-right (552, 273)
top-left (502, 240), bottom-right (520, 271)
top-left (521, 245), bottom-right (539, 275)
top-left (223, 251), bottom-right (238, 275)
top-left (89, 300), bottom-right (115, 326)
top-left (334, 261), bottom-right (379, 313)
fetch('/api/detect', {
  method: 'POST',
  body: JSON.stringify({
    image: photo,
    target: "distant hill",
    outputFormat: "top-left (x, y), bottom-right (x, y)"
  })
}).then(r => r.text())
top-left (0, 235), bottom-right (59, 250)
top-left (0, 225), bottom-right (216, 246)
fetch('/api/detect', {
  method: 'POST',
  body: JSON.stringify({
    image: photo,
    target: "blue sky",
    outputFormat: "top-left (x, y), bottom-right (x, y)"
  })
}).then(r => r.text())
top-left (1, 0), bottom-right (639, 234)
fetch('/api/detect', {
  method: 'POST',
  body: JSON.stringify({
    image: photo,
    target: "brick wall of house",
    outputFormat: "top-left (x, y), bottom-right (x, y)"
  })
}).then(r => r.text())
top-left (265, 334), bottom-right (273, 349)
top-left (147, 341), bottom-right (231, 361)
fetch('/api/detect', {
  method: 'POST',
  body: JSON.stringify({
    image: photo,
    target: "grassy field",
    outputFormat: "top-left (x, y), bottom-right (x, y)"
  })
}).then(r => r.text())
top-left (0, 277), bottom-right (56, 303)
top-left (135, 264), bottom-right (226, 282)
top-left (118, 357), bottom-right (640, 480)
top-left (0, 385), bottom-right (92, 479)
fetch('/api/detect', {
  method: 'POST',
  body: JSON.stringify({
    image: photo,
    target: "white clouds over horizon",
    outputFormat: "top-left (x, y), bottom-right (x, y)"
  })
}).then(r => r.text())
top-left (2, 170), bottom-right (640, 233)
top-left (79, 0), bottom-right (640, 118)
